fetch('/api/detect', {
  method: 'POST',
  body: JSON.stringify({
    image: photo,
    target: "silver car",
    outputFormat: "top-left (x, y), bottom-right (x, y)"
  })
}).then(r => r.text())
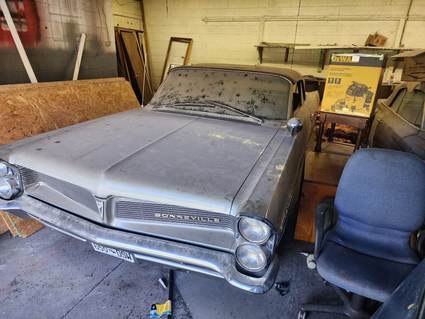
top-left (0, 64), bottom-right (319, 293)
top-left (370, 82), bottom-right (425, 159)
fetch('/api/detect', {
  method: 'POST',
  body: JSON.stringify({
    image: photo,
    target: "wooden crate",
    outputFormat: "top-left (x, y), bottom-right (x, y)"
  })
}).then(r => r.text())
top-left (0, 77), bottom-right (139, 238)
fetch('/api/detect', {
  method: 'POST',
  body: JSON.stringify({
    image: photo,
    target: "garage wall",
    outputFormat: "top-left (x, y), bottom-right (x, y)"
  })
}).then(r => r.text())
top-left (112, 0), bottom-right (143, 30)
top-left (0, 0), bottom-right (116, 84)
top-left (142, 0), bottom-right (425, 88)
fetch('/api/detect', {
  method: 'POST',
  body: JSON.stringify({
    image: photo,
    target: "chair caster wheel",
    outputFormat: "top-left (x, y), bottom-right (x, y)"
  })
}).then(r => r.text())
top-left (297, 310), bottom-right (307, 319)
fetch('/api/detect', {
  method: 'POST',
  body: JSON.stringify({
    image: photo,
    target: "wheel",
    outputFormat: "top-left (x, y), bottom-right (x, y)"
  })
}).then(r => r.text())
top-left (297, 310), bottom-right (307, 319)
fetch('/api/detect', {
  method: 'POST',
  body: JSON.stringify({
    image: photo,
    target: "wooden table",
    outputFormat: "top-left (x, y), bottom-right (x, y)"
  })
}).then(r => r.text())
top-left (314, 111), bottom-right (370, 152)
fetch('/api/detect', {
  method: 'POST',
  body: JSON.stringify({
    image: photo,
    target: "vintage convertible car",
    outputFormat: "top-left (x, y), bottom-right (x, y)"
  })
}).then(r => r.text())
top-left (370, 82), bottom-right (425, 159)
top-left (0, 64), bottom-right (319, 293)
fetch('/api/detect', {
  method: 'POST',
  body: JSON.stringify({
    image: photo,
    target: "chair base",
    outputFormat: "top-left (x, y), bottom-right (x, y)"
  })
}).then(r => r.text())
top-left (299, 285), bottom-right (370, 319)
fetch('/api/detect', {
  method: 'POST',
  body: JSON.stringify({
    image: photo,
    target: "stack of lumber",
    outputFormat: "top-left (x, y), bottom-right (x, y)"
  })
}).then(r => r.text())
top-left (0, 77), bottom-right (140, 237)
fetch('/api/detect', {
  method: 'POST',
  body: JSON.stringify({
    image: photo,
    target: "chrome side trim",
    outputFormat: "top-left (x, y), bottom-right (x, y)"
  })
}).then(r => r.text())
top-left (29, 214), bottom-right (87, 242)
top-left (0, 195), bottom-right (279, 293)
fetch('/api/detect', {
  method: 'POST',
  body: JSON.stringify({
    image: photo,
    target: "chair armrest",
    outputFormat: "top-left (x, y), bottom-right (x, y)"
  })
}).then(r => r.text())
top-left (416, 229), bottom-right (425, 259)
top-left (314, 198), bottom-right (336, 259)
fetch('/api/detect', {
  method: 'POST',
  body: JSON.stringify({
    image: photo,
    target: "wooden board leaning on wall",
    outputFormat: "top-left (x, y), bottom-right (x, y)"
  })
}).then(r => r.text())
top-left (0, 77), bottom-right (140, 237)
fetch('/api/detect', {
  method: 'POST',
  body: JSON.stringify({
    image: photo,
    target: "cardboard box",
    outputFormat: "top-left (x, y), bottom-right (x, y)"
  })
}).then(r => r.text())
top-left (392, 50), bottom-right (425, 82)
top-left (321, 53), bottom-right (385, 118)
top-left (365, 32), bottom-right (388, 47)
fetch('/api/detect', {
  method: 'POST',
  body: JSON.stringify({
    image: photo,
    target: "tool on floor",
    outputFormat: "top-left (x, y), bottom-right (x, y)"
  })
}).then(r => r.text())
top-left (275, 281), bottom-right (291, 296)
top-left (150, 269), bottom-right (174, 319)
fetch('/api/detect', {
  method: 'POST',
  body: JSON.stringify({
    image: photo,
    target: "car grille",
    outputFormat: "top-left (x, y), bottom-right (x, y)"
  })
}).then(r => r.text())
top-left (17, 166), bottom-right (99, 213)
top-left (115, 200), bottom-right (234, 229)
top-left (18, 166), bottom-right (39, 186)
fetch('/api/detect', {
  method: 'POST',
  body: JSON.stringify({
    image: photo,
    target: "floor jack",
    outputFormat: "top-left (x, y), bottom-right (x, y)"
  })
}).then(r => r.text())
top-left (150, 269), bottom-right (174, 319)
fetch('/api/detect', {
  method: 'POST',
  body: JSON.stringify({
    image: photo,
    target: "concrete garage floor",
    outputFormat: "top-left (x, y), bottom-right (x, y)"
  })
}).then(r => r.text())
top-left (0, 228), bottom-right (344, 319)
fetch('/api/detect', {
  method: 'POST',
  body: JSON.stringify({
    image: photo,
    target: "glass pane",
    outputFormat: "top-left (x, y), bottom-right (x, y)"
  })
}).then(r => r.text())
top-left (151, 68), bottom-right (291, 120)
top-left (397, 90), bottom-right (425, 127)
top-left (390, 89), bottom-right (406, 111)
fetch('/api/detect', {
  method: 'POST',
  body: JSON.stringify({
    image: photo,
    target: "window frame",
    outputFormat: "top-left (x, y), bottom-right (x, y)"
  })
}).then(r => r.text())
top-left (395, 89), bottom-right (425, 129)
top-left (292, 80), bottom-right (305, 112)
top-left (389, 88), bottom-right (407, 112)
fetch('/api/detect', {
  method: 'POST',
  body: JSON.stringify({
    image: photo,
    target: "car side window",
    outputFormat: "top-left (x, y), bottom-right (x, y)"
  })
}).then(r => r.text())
top-left (396, 90), bottom-right (424, 128)
top-left (390, 88), bottom-right (406, 112)
top-left (293, 81), bottom-right (304, 111)
top-left (300, 80), bottom-right (306, 101)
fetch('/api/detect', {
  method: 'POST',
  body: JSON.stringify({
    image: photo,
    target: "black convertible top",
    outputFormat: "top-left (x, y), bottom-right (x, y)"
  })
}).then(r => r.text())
top-left (174, 63), bottom-right (303, 84)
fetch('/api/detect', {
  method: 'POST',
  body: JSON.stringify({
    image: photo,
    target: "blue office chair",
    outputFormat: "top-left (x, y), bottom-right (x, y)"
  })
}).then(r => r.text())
top-left (299, 149), bottom-right (425, 319)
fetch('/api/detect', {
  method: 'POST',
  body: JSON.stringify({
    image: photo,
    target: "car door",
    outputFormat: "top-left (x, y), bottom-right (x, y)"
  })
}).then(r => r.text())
top-left (372, 84), bottom-right (425, 159)
top-left (281, 80), bottom-right (311, 233)
top-left (396, 86), bottom-right (425, 159)
top-left (293, 79), bottom-right (319, 140)
top-left (372, 86), bottom-right (407, 150)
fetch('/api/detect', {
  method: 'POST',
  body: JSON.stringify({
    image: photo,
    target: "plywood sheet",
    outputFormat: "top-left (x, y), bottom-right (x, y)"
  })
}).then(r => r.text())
top-left (0, 217), bottom-right (8, 235)
top-left (0, 78), bottom-right (140, 144)
top-left (0, 212), bottom-right (43, 238)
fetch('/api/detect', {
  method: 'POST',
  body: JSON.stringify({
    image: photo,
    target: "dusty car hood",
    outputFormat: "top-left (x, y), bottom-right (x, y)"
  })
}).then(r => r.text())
top-left (4, 109), bottom-right (278, 214)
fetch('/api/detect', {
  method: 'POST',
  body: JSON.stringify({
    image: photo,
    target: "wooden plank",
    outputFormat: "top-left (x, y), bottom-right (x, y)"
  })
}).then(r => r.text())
top-left (0, 217), bottom-right (8, 235)
top-left (72, 33), bottom-right (87, 80)
top-left (0, 77), bottom-right (139, 237)
top-left (121, 30), bottom-right (152, 104)
top-left (0, 212), bottom-right (43, 238)
top-left (139, 4), bottom-right (155, 96)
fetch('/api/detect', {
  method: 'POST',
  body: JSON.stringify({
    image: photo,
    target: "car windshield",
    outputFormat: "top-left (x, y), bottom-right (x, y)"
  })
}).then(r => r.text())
top-left (149, 68), bottom-right (291, 121)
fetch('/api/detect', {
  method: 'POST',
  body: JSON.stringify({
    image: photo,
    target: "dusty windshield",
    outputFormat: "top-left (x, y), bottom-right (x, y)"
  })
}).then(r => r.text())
top-left (149, 68), bottom-right (291, 121)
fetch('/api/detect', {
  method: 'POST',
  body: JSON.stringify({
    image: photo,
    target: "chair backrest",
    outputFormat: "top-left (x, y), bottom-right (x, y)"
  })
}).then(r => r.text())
top-left (332, 148), bottom-right (425, 264)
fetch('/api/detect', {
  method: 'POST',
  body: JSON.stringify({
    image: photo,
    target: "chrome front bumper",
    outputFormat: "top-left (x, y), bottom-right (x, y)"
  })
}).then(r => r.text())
top-left (0, 195), bottom-right (279, 293)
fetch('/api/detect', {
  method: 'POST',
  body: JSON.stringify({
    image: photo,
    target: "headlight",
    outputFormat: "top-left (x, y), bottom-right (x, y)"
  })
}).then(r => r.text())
top-left (0, 178), bottom-right (20, 199)
top-left (238, 217), bottom-right (271, 244)
top-left (0, 162), bottom-right (9, 176)
top-left (235, 244), bottom-right (267, 272)
top-left (0, 161), bottom-right (22, 200)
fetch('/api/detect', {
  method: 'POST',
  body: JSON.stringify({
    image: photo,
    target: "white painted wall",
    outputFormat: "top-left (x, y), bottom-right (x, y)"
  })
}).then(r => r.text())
top-left (142, 0), bottom-right (425, 88)
top-left (34, 0), bottom-right (114, 53)
top-left (112, 0), bottom-right (143, 30)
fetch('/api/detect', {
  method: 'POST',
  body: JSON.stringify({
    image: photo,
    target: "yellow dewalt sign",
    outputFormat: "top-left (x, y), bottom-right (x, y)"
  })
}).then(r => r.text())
top-left (321, 54), bottom-right (385, 118)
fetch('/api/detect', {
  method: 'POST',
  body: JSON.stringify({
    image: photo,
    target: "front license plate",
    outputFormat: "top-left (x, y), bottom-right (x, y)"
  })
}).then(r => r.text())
top-left (91, 243), bottom-right (135, 263)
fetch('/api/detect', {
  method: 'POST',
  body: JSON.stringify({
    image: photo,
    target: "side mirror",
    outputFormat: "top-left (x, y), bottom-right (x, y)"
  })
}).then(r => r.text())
top-left (287, 118), bottom-right (303, 136)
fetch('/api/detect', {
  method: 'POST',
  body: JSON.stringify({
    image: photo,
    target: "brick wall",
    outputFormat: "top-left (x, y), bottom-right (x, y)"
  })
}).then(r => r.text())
top-left (143, 0), bottom-right (425, 88)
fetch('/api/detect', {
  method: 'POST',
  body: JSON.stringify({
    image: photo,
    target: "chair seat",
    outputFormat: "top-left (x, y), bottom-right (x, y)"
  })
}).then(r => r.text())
top-left (317, 240), bottom-right (416, 302)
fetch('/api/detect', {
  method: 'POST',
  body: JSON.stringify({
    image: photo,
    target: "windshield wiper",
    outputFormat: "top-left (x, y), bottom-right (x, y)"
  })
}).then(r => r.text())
top-left (203, 100), bottom-right (263, 124)
top-left (153, 101), bottom-right (263, 124)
